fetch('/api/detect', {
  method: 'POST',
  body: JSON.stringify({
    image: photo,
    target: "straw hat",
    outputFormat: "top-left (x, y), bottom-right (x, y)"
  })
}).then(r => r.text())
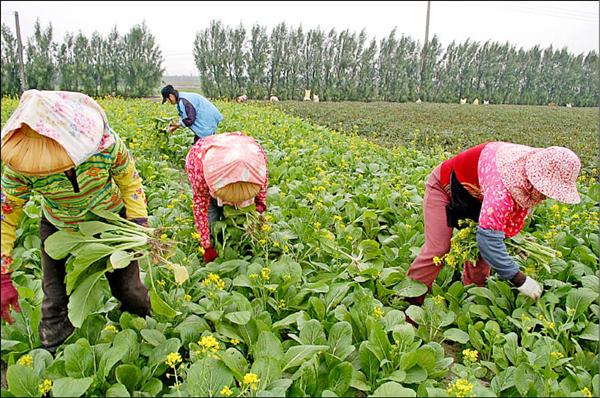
top-left (1, 123), bottom-right (75, 176)
top-left (215, 181), bottom-right (261, 204)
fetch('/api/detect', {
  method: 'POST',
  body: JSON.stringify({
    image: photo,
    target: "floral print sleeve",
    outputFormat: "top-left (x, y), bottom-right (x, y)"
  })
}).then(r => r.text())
top-left (254, 143), bottom-right (268, 210)
top-left (110, 134), bottom-right (148, 219)
top-left (1, 170), bottom-right (31, 273)
top-left (185, 142), bottom-right (213, 249)
top-left (478, 143), bottom-right (528, 238)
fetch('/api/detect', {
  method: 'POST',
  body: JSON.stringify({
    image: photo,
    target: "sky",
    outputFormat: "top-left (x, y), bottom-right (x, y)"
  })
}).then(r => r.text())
top-left (1, 1), bottom-right (598, 76)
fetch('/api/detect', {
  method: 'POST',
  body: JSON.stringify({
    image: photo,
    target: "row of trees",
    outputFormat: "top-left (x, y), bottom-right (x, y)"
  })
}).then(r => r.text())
top-left (193, 20), bottom-right (598, 106)
top-left (1, 20), bottom-right (164, 97)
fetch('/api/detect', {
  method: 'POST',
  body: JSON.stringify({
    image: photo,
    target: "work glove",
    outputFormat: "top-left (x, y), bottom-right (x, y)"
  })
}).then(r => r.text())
top-left (203, 247), bottom-right (218, 263)
top-left (517, 276), bottom-right (543, 300)
top-left (256, 203), bottom-right (266, 214)
top-left (1, 273), bottom-right (20, 324)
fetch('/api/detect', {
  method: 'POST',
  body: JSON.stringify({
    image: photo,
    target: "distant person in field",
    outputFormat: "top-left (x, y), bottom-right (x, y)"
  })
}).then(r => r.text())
top-left (161, 84), bottom-right (223, 144)
top-left (0, 90), bottom-right (150, 352)
top-left (185, 132), bottom-right (268, 263)
top-left (407, 142), bottom-right (581, 305)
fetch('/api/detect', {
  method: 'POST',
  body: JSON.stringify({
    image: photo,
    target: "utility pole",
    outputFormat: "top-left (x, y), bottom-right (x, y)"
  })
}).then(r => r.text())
top-left (15, 11), bottom-right (27, 94)
top-left (419, 0), bottom-right (431, 98)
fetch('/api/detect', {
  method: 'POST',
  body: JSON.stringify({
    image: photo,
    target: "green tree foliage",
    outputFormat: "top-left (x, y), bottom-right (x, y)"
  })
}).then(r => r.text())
top-left (191, 20), bottom-right (598, 107)
top-left (1, 20), bottom-right (163, 97)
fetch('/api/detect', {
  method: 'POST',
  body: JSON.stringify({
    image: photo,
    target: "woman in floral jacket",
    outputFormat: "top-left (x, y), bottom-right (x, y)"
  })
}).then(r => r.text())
top-left (1, 90), bottom-right (150, 353)
top-left (185, 131), bottom-right (268, 263)
top-left (407, 141), bottom-right (581, 304)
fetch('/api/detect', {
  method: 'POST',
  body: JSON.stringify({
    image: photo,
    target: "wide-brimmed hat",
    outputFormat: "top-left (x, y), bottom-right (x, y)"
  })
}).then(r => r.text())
top-left (496, 143), bottom-right (580, 208)
top-left (2, 124), bottom-right (74, 176)
top-left (1, 90), bottom-right (115, 176)
top-left (525, 146), bottom-right (581, 204)
top-left (201, 132), bottom-right (267, 207)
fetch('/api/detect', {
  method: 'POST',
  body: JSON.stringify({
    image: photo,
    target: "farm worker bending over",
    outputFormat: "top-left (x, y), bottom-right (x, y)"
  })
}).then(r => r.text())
top-left (185, 132), bottom-right (268, 263)
top-left (407, 141), bottom-right (581, 303)
top-left (0, 90), bottom-right (150, 353)
top-left (161, 84), bottom-right (223, 144)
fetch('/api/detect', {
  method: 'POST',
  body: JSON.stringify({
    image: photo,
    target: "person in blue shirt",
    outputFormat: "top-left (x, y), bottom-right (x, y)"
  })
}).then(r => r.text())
top-left (161, 85), bottom-right (223, 143)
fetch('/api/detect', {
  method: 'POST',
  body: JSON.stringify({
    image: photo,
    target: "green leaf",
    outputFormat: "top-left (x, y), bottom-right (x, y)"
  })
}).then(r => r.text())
top-left (566, 288), bottom-right (598, 318)
top-left (254, 331), bottom-right (284, 362)
top-left (44, 231), bottom-right (87, 260)
top-left (328, 321), bottom-right (355, 361)
top-left (141, 378), bottom-right (163, 396)
top-left (405, 306), bottom-right (424, 324)
top-left (52, 377), bottom-right (93, 397)
top-left (7, 364), bottom-right (40, 397)
top-left (580, 323), bottom-right (599, 341)
top-left (299, 319), bottom-right (327, 345)
top-left (174, 315), bottom-right (210, 346)
top-left (359, 341), bottom-right (380, 382)
top-left (281, 345), bottom-right (330, 371)
top-left (224, 311), bottom-right (252, 325)
top-left (186, 357), bottom-right (234, 397)
top-left (394, 279), bottom-right (428, 297)
top-left (443, 328), bottom-right (470, 344)
top-left (251, 357), bottom-right (282, 388)
top-left (148, 338), bottom-right (181, 366)
top-left (109, 250), bottom-right (134, 270)
top-left (78, 221), bottom-right (120, 236)
top-left (272, 311), bottom-right (306, 330)
top-left (150, 289), bottom-right (178, 318)
top-left (115, 364), bottom-right (142, 393)
top-left (328, 362), bottom-right (353, 396)
top-left (113, 329), bottom-right (139, 364)
top-left (106, 383), bottom-right (131, 398)
top-left (325, 283), bottom-right (351, 312)
top-left (68, 270), bottom-right (107, 328)
top-left (218, 348), bottom-right (249, 381)
top-left (514, 364), bottom-right (534, 395)
top-left (171, 263), bottom-right (189, 284)
top-left (141, 329), bottom-right (166, 347)
top-left (64, 338), bottom-right (95, 378)
top-left (371, 382), bottom-right (416, 397)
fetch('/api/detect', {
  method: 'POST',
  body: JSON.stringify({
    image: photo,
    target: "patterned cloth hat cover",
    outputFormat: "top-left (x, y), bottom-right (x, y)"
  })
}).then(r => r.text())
top-left (201, 132), bottom-right (267, 207)
top-left (495, 142), bottom-right (581, 208)
top-left (1, 90), bottom-right (115, 166)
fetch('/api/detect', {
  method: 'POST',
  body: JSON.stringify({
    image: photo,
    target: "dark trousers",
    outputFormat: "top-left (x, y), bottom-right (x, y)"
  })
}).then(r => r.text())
top-left (39, 215), bottom-right (150, 352)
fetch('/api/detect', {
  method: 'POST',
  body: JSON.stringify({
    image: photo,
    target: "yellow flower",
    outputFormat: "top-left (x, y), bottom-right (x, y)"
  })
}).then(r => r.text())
top-left (373, 307), bottom-right (384, 319)
top-left (550, 351), bottom-right (564, 360)
top-left (265, 215), bottom-right (273, 222)
top-left (157, 279), bottom-right (166, 287)
top-left (18, 354), bottom-right (33, 368)
top-left (160, 233), bottom-right (168, 240)
top-left (38, 379), bottom-right (53, 395)
top-left (261, 267), bottom-right (271, 281)
top-left (165, 352), bottom-right (182, 368)
top-left (278, 299), bottom-right (287, 309)
top-left (447, 378), bottom-right (474, 397)
top-left (198, 246), bottom-right (205, 255)
top-left (581, 387), bottom-right (593, 397)
top-left (314, 222), bottom-right (321, 229)
top-left (243, 373), bottom-right (261, 389)
top-left (261, 224), bottom-right (272, 233)
top-left (334, 215), bottom-right (343, 222)
top-left (259, 239), bottom-right (267, 245)
top-left (249, 273), bottom-right (258, 280)
top-left (104, 324), bottom-right (118, 333)
top-left (433, 256), bottom-right (443, 266)
top-left (230, 338), bottom-right (240, 345)
top-left (283, 245), bottom-right (290, 253)
top-left (432, 295), bottom-right (445, 305)
top-left (183, 294), bottom-right (192, 302)
top-left (324, 231), bottom-right (334, 240)
top-left (202, 273), bottom-right (225, 290)
top-left (462, 349), bottom-right (478, 362)
top-left (220, 386), bottom-right (233, 397)
top-left (191, 232), bottom-right (201, 240)
top-left (199, 335), bottom-right (220, 353)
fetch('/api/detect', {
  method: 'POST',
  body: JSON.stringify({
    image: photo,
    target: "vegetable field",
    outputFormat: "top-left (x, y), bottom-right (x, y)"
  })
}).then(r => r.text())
top-left (273, 101), bottom-right (599, 169)
top-left (1, 98), bottom-right (598, 397)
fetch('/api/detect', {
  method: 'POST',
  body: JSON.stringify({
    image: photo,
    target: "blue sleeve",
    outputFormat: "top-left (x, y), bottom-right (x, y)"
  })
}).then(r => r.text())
top-left (476, 226), bottom-right (520, 280)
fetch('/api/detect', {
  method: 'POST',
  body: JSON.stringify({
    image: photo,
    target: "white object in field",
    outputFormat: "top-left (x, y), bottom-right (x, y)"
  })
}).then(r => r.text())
top-left (416, 98), bottom-right (422, 103)
top-left (235, 94), bottom-right (247, 103)
top-left (566, 103), bottom-right (572, 108)
top-left (460, 98), bottom-right (467, 105)
top-left (473, 98), bottom-right (479, 105)
top-left (304, 89), bottom-right (311, 101)
top-left (269, 96), bottom-right (279, 102)
top-left (312, 94), bottom-right (319, 103)
top-left (483, 100), bottom-right (490, 105)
